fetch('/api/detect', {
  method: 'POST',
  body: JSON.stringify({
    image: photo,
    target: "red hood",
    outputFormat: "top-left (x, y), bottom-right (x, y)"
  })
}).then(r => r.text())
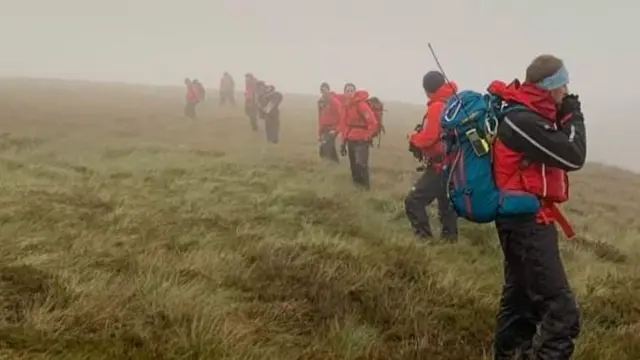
top-left (343, 90), bottom-right (370, 105)
top-left (428, 82), bottom-right (457, 105)
top-left (488, 79), bottom-right (557, 120)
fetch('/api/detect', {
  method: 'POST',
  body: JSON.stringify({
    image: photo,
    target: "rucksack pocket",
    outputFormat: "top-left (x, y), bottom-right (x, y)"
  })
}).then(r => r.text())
top-left (448, 186), bottom-right (500, 223)
top-left (498, 190), bottom-right (541, 216)
top-left (543, 166), bottom-right (569, 203)
top-left (446, 145), bottom-right (501, 223)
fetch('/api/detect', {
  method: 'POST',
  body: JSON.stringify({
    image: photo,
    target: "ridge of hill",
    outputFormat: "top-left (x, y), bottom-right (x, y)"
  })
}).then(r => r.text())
top-left (0, 79), bottom-right (638, 359)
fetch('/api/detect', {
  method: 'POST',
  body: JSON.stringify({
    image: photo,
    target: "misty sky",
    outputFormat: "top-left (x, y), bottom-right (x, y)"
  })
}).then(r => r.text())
top-left (3, 0), bottom-right (640, 168)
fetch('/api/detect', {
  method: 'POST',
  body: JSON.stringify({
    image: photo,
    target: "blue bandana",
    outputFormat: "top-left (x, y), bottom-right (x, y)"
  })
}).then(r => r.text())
top-left (536, 66), bottom-right (570, 90)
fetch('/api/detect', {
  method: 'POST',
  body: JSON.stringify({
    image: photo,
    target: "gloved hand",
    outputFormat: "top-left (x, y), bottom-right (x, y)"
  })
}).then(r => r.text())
top-left (559, 94), bottom-right (583, 123)
top-left (340, 143), bottom-right (347, 157)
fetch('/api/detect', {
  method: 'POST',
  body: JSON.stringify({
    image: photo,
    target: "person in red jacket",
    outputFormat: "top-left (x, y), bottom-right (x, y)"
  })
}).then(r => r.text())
top-left (184, 77), bottom-right (200, 120)
top-left (404, 71), bottom-right (458, 241)
top-left (317, 82), bottom-right (343, 162)
top-left (488, 55), bottom-right (585, 360)
top-left (338, 83), bottom-right (378, 189)
top-left (244, 73), bottom-right (259, 131)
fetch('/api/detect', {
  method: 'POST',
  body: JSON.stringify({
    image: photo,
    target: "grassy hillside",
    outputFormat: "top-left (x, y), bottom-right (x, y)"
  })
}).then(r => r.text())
top-left (0, 78), bottom-right (638, 359)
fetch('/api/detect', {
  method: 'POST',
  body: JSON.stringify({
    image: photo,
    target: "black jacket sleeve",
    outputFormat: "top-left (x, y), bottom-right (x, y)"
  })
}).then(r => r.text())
top-left (497, 110), bottom-right (586, 171)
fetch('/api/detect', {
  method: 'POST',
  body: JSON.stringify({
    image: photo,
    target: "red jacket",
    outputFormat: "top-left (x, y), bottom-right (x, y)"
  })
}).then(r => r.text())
top-left (489, 80), bottom-right (576, 237)
top-left (409, 81), bottom-right (457, 167)
top-left (318, 92), bottom-right (344, 137)
top-left (186, 83), bottom-right (199, 103)
top-left (339, 90), bottom-right (377, 141)
top-left (244, 78), bottom-right (256, 101)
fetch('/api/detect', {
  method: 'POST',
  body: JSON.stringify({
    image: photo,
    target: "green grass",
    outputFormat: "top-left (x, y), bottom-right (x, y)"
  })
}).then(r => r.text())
top-left (0, 78), bottom-right (638, 359)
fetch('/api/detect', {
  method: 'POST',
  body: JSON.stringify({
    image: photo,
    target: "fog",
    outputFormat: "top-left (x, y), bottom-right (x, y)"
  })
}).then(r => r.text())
top-left (3, 0), bottom-right (639, 170)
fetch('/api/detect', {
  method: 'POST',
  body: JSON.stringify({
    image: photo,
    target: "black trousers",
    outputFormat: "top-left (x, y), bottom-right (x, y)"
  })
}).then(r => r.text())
top-left (346, 140), bottom-right (370, 189)
top-left (493, 216), bottom-right (580, 360)
top-left (184, 101), bottom-right (197, 119)
top-left (245, 104), bottom-right (258, 131)
top-left (319, 130), bottom-right (339, 163)
top-left (404, 167), bottom-right (458, 239)
top-left (264, 112), bottom-right (280, 144)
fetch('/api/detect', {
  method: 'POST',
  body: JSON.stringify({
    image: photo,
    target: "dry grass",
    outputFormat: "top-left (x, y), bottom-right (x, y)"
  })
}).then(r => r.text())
top-left (0, 78), bottom-right (639, 359)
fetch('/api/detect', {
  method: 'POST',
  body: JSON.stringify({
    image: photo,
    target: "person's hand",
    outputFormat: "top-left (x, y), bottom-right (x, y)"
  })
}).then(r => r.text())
top-left (560, 94), bottom-right (581, 115)
top-left (340, 143), bottom-right (347, 157)
top-left (559, 94), bottom-right (583, 124)
top-left (407, 131), bottom-right (417, 141)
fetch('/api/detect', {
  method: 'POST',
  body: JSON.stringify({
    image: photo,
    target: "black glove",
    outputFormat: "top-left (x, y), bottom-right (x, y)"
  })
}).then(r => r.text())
top-left (559, 94), bottom-right (583, 122)
top-left (340, 143), bottom-right (347, 157)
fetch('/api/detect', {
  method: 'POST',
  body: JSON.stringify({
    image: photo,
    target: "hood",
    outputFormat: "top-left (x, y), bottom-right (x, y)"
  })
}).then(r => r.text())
top-left (344, 90), bottom-right (370, 105)
top-left (428, 81), bottom-right (457, 104)
top-left (488, 79), bottom-right (556, 120)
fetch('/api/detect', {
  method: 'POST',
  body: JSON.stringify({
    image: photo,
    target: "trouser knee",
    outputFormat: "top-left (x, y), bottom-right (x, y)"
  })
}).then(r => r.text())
top-left (544, 292), bottom-right (581, 337)
top-left (404, 192), bottom-right (419, 213)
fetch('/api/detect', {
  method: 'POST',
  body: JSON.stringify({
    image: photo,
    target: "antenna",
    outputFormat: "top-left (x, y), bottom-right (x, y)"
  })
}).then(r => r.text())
top-left (427, 42), bottom-right (475, 125)
top-left (427, 42), bottom-right (464, 105)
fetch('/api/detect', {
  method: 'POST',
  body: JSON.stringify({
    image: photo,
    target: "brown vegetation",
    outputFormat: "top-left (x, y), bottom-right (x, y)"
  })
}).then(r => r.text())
top-left (0, 78), bottom-right (638, 359)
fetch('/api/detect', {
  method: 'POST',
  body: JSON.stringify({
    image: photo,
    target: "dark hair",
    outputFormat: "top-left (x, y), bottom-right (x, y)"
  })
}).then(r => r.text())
top-left (525, 55), bottom-right (564, 83)
top-left (344, 82), bottom-right (356, 91)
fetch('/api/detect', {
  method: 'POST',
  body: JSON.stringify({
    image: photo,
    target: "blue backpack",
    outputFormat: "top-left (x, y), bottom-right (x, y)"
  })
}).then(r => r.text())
top-left (439, 90), bottom-right (541, 223)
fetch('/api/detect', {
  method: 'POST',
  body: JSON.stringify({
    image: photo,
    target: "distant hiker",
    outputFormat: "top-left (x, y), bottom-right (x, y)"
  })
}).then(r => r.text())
top-left (317, 82), bottom-right (343, 162)
top-left (219, 72), bottom-right (236, 106)
top-left (404, 71), bottom-right (458, 241)
top-left (184, 78), bottom-right (200, 119)
top-left (339, 83), bottom-right (378, 190)
top-left (257, 83), bottom-right (283, 144)
top-left (244, 73), bottom-right (259, 131)
top-left (192, 79), bottom-right (206, 101)
top-left (486, 55), bottom-right (586, 360)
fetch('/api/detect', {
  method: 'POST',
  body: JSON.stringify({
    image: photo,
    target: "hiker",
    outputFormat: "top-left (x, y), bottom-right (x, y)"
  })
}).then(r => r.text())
top-left (257, 83), bottom-right (283, 144)
top-left (244, 73), bottom-right (259, 131)
top-left (338, 83), bottom-right (378, 189)
top-left (404, 71), bottom-right (459, 241)
top-left (317, 82), bottom-right (343, 162)
top-left (219, 72), bottom-right (236, 106)
top-left (183, 78), bottom-right (200, 119)
top-left (488, 55), bottom-right (586, 360)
